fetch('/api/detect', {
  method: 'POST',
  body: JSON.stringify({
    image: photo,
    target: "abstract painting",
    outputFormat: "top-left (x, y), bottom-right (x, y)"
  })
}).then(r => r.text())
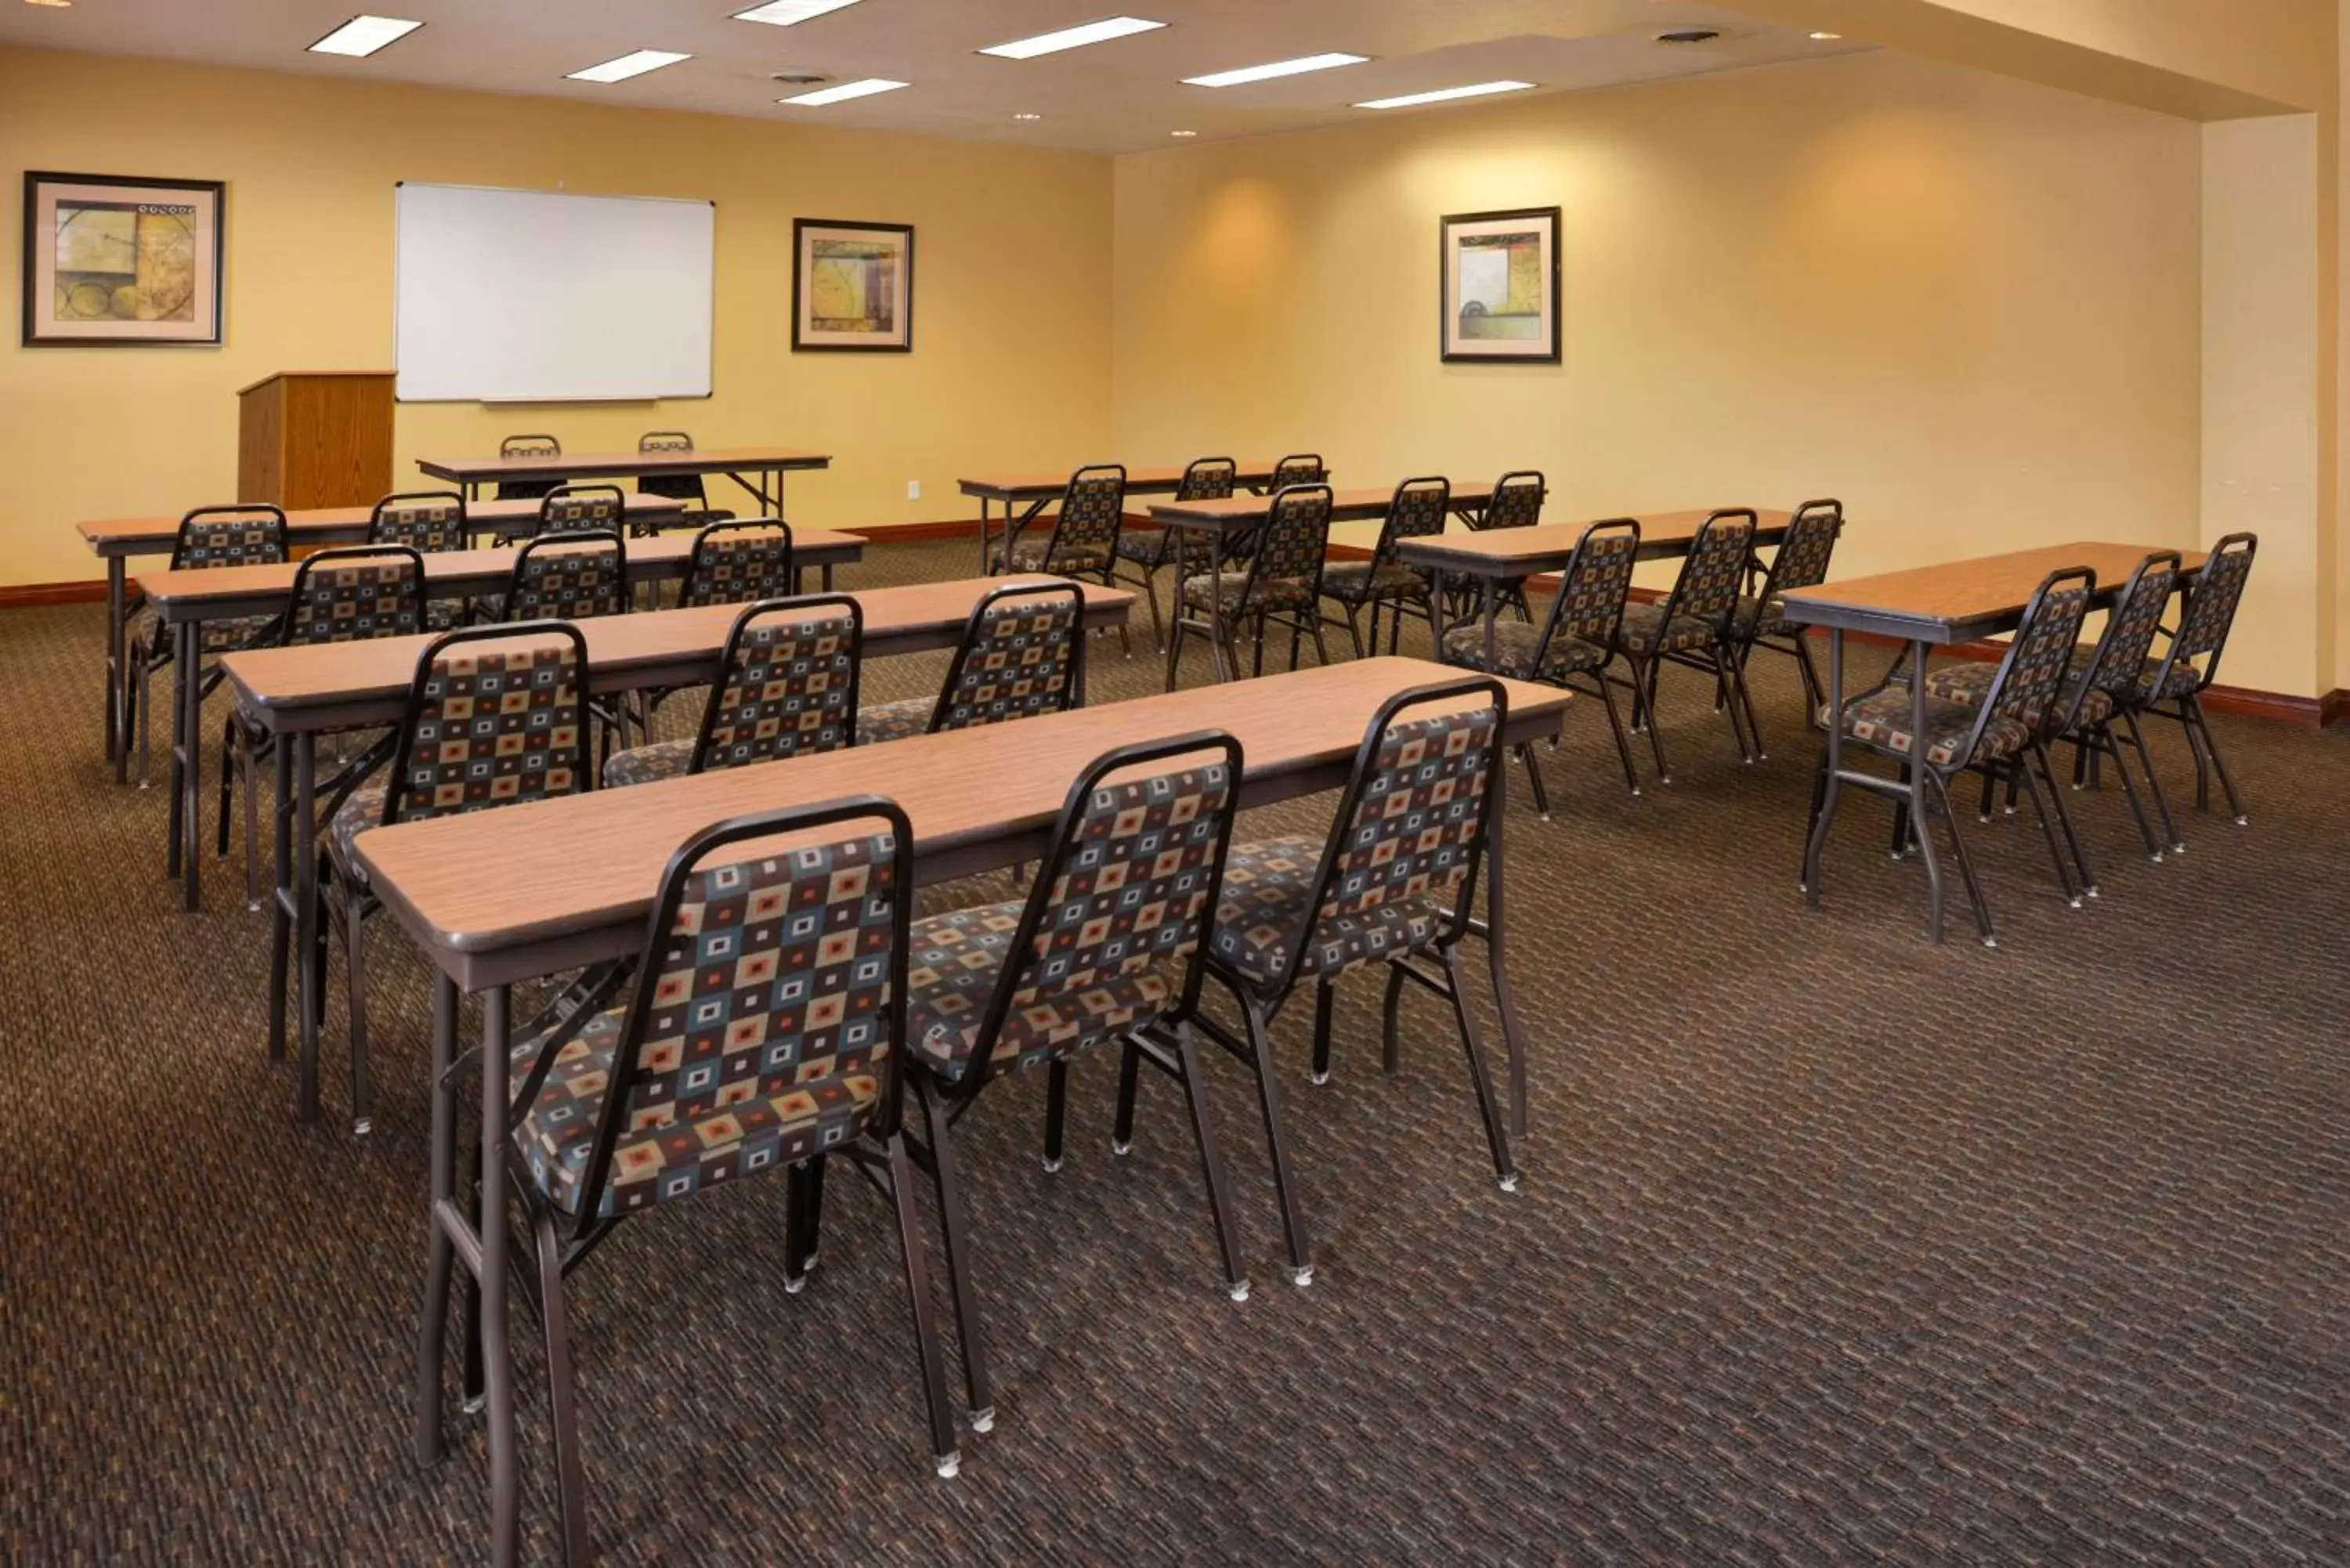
top-left (792, 219), bottom-right (913, 352)
top-left (23, 172), bottom-right (224, 347)
top-left (1440, 207), bottom-right (1560, 363)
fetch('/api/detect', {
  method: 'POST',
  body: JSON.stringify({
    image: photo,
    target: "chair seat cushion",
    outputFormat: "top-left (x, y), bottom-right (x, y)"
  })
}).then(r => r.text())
top-left (1911, 660), bottom-right (2117, 730)
top-left (1828, 688), bottom-right (2030, 768)
top-left (1113, 529), bottom-right (1170, 565)
top-left (905, 901), bottom-right (1173, 1082)
top-left (327, 785), bottom-right (389, 884)
top-left (1733, 595), bottom-right (1786, 639)
top-left (602, 737), bottom-right (695, 789)
top-left (1438, 620), bottom-right (1607, 681)
top-left (1206, 834), bottom-right (1444, 989)
top-left (1614, 602), bottom-right (1719, 656)
top-left (2068, 648), bottom-right (2200, 703)
top-left (996, 535), bottom-right (1111, 576)
top-left (858, 697), bottom-right (936, 745)
top-left (1180, 572), bottom-right (1315, 613)
top-left (509, 1005), bottom-right (877, 1217)
top-left (1321, 562), bottom-right (1430, 605)
top-left (136, 609), bottom-right (282, 657)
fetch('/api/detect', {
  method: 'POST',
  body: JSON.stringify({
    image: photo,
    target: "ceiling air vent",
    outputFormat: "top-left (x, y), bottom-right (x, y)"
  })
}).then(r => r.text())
top-left (1653, 28), bottom-right (1723, 45)
top-left (771, 71), bottom-right (831, 85)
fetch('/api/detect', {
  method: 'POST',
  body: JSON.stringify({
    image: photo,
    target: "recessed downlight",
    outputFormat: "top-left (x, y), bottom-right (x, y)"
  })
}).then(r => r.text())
top-left (567, 49), bottom-right (691, 83)
top-left (309, 15), bottom-right (422, 56)
top-left (1014, 112), bottom-right (1043, 121)
top-left (980, 16), bottom-right (1166, 60)
top-left (733, 0), bottom-right (862, 23)
top-left (1170, 129), bottom-right (1197, 137)
top-left (1809, 30), bottom-right (1842, 40)
top-left (1184, 52), bottom-right (1368, 87)
top-left (779, 77), bottom-right (909, 105)
top-left (1354, 80), bottom-right (1534, 110)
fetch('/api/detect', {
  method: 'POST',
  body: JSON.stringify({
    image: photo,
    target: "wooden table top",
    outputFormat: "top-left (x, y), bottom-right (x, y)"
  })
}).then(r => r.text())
top-left (76, 495), bottom-right (689, 556)
top-left (1150, 482), bottom-right (1503, 528)
top-left (222, 576), bottom-right (1132, 733)
top-left (356, 656), bottom-right (1570, 988)
top-left (1778, 542), bottom-right (2208, 645)
top-left (417, 447), bottom-right (833, 483)
top-left (1394, 508), bottom-right (1796, 575)
top-left (132, 529), bottom-right (865, 620)
top-left (957, 463), bottom-right (1292, 502)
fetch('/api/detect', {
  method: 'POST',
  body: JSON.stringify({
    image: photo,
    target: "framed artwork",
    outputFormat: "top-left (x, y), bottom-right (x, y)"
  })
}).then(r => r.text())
top-left (1439, 206), bottom-right (1560, 364)
top-left (792, 219), bottom-right (913, 352)
top-left (22, 172), bottom-right (225, 347)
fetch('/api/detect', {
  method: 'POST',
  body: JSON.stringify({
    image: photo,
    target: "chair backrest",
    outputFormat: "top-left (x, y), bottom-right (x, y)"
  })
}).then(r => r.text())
top-left (690, 595), bottom-right (862, 772)
top-left (1049, 464), bottom-right (1127, 563)
top-left (502, 433), bottom-right (561, 459)
top-left (1246, 483), bottom-right (1335, 592)
top-left (1969, 567), bottom-right (2096, 748)
top-left (2076, 551), bottom-right (2183, 716)
top-left (507, 531), bottom-right (627, 621)
top-left (381, 622), bottom-right (591, 826)
top-left (2153, 532), bottom-right (2258, 695)
top-left (1660, 509), bottom-right (1758, 634)
top-left (1271, 453), bottom-right (1326, 489)
top-left (370, 490), bottom-right (469, 553)
top-left (681, 520), bottom-right (795, 608)
top-left (638, 431), bottom-right (693, 454)
top-left (1757, 499), bottom-right (1842, 605)
top-left (942, 734), bottom-right (1242, 1086)
top-left (171, 504), bottom-right (288, 571)
top-left (929, 580), bottom-right (1085, 733)
top-left (530, 798), bottom-right (914, 1225)
top-left (539, 482), bottom-right (627, 536)
top-left (636, 431), bottom-right (707, 504)
top-left (1534, 518), bottom-right (1642, 656)
top-left (1177, 457), bottom-right (1238, 503)
top-left (1482, 471), bottom-right (1545, 532)
top-left (1372, 477), bottom-right (1451, 568)
top-left (282, 545), bottom-right (425, 646)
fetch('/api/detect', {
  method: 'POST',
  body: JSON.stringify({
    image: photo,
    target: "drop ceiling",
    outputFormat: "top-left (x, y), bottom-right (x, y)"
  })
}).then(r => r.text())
top-left (0, 0), bottom-right (1871, 154)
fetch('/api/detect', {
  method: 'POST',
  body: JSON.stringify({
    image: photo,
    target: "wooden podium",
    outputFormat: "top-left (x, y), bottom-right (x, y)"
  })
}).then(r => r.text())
top-left (237, 370), bottom-right (395, 509)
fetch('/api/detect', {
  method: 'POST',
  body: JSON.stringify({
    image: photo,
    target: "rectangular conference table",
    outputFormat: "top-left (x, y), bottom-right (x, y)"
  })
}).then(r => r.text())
top-left (136, 527), bottom-right (866, 913)
top-left (959, 462), bottom-right (1296, 576)
top-left (222, 575), bottom-right (1131, 1127)
top-left (1780, 541), bottom-right (2207, 944)
top-left (417, 446), bottom-right (832, 515)
top-left (352, 654), bottom-right (1564, 1565)
top-left (78, 494), bottom-right (691, 774)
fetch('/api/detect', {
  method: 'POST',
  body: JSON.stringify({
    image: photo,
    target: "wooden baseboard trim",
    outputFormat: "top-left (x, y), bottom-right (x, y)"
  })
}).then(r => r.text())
top-left (841, 518), bottom-right (984, 543)
top-left (0, 580), bottom-right (107, 609)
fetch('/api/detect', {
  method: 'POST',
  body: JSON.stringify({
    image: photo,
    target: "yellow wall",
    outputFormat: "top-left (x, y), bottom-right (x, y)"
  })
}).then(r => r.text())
top-left (1112, 50), bottom-right (2206, 632)
top-left (0, 46), bottom-right (1113, 587)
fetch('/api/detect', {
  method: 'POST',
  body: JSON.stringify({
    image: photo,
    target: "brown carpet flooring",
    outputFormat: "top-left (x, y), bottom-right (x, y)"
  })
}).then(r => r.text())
top-left (5, 537), bottom-right (2349, 1565)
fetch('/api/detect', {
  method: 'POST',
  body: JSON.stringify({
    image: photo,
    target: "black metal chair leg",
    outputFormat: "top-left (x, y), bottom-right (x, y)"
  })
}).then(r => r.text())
top-left (241, 731), bottom-right (264, 911)
top-left (1732, 651), bottom-right (1767, 761)
top-left (1233, 985), bottom-right (1314, 1285)
top-left (1111, 1037), bottom-right (1142, 1155)
top-left (2096, 723), bottom-right (2163, 860)
top-left (1924, 771), bottom-right (1997, 947)
top-left (2120, 708), bottom-right (2182, 851)
top-left (1342, 608), bottom-right (1365, 660)
top-left (1890, 764), bottom-right (1914, 860)
top-left (783, 1157), bottom-right (824, 1291)
top-left (1977, 765), bottom-right (1998, 824)
top-left (1309, 980), bottom-right (1335, 1085)
top-left (2179, 703), bottom-right (2214, 811)
top-left (1636, 659), bottom-right (1672, 782)
top-left (1042, 1059), bottom-right (1069, 1173)
top-left (1792, 634), bottom-right (1825, 717)
top-left (1379, 965), bottom-right (1405, 1076)
top-left (215, 717), bottom-right (237, 859)
top-left (883, 1133), bottom-right (964, 1476)
top-left (1517, 742), bottom-right (1551, 820)
top-left (2031, 742), bottom-right (2096, 898)
top-left (1592, 673), bottom-right (1642, 797)
top-left (1170, 1021), bottom-right (1250, 1299)
top-left (1437, 947), bottom-right (1516, 1190)
top-left (2186, 696), bottom-right (2247, 823)
top-left (526, 1198), bottom-right (591, 1567)
top-left (2008, 751), bottom-right (2080, 906)
top-left (345, 884), bottom-right (374, 1135)
top-left (916, 1078), bottom-right (994, 1429)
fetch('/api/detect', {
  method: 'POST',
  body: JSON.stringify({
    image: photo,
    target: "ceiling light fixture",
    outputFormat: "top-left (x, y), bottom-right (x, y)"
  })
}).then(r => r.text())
top-left (1809, 30), bottom-right (1842, 40)
top-left (778, 76), bottom-right (909, 105)
top-left (309, 15), bottom-right (423, 56)
top-left (1170, 129), bottom-right (1197, 137)
top-left (980, 16), bottom-right (1166, 60)
top-left (732, 0), bottom-right (862, 23)
top-left (24, 0), bottom-right (74, 9)
top-left (1014, 112), bottom-right (1042, 120)
top-left (1184, 52), bottom-right (1368, 88)
top-left (1354, 79), bottom-right (1534, 110)
top-left (567, 49), bottom-right (691, 83)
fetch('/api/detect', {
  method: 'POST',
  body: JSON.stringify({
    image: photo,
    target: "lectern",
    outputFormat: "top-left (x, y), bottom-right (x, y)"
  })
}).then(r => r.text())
top-left (236, 370), bottom-right (395, 509)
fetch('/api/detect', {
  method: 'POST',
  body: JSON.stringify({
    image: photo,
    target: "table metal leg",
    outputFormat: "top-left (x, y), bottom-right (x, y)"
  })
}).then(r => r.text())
top-left (166, 620), bottom-right (205, 909)
top-left (1480, 576), bottom-right (1499, 674)
top-left (1907, 638), bottom-right (1945, 942)
top-left (414, 972), bottom-right (461, 1467)
top-left (1207, 529), bottom-right (1231, 684)
top-left (104, 557), bottom-right (126, 769)
top-left (822, 564), bottom-right (834, 591)
top-left (1479, 783), bottom-right (1529, 1140)
top-left (1802, 629), bottom-right (1846, 900)
top-left (267, 738), bottom-right (295, 1064)
top-left (477, 985), bottom-right (519, 1568)
top-left (295, 735), bottom-right (323, 1123)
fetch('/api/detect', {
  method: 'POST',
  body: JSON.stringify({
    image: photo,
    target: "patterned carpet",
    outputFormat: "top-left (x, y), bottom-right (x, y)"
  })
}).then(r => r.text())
top-left (5, 537), bottom-right (2348, 1565)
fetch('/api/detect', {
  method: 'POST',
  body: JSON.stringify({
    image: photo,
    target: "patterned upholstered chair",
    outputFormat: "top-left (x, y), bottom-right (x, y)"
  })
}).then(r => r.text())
top-left (899, 735), bottom-right (1250, 1432)
top-left (1440, 518), bottom-right (1643, 811)
top-left (1167, 483), bottom-right (1335, 685)
top-left (1197, 679), bottom-right (1517, 1286)
top-left (993, 464), bottom-right (1128, 656)
top-left (501, 531), bottom-right (627, 622)
top-left (605, 595), bottom-right (861, 788)
top-left (369, 490), bottom-right (471, 630)
top-left (859, 580), bottom-right (1083, 746)
top-left (319, 623), bottom-right (591, 1133)
top-left (633, 429), bottom-right (709, 529)
top-left (1729, 499), bottom-right (1842, 738)
top-left (2128, 533), bottom-right (2258, 835)
top-left (1112, 457), bottom-right (1235, 648)
top-left (537, 482), bottom-right (627, 537)
top-left (1611, 509), bottom-right (1758, 783)
top-left (494, 433), bottom-right (562, 502)
top-left (473, 800), bottom-right (961, 1566)
top-left (679, 518), bottom-right (796, 607)
top-left (220, 545), bottom-right (426, 909)
top-left (125, 504), bottom-right (291, 789)
top-left (1456, 469), bottom-right (1544, 620)
top-left (1811, 567), bottom-right (2095, 946)
top-left (1321, 477), bottom-right (1448, 659)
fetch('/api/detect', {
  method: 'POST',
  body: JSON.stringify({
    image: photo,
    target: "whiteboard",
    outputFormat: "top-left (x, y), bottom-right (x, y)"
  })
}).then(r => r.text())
top-left (393, 182), bottom-right (714, 403)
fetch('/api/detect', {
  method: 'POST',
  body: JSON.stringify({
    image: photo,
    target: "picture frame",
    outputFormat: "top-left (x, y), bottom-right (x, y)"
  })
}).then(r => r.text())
top-left (792, 218), bottom-right (913, 352)
top-left (22, 171), bottom-right (226, 348)
top-left (1439, 206), bottom-right (1560, 364)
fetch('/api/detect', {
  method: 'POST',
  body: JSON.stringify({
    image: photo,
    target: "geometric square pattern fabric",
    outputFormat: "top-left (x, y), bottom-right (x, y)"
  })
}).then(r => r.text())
top-left (1831, 686), bottom-right (2029, 768)
top-left (2067, 652), bottom-right (2200, 704)
top-left (602, 737), bottom-right (695, 789)
top-left (857, 698), bottom-right (937, 746)
top-left (390, 645), bottom-right (583, 821)
top-left (1913, 660), bottom-right (2114, 732)
top-left (1207, 835), bottom-right (1441, 988)
top-left (1020, 469), bottom-right (1126, 573)
top-left (1322, 561), bottom-right (1432, 608)
top-left (370, 499), bottom-right (468, 555)
top-left (1480, 478), bottom-right (1543, 533)
top-left (327, 785), bottom-right (389, 883)
top-left (1271, 457), bottom-right (1327, 489)
top-left (173, 516), bottom-right (286, 571)
top-left (936, 598), bottom-right (1079, 731)
top-left (507, 543), bottom-right (626, 622)
top-left (2077, 559), bottom-right (2181, 702)
top-left (285, 562), bottom-right (423, 646)
top-left (1661, 517), bottom-right (1756, 635)
top-left (2168, 544), bottom-right (2253, 670)
top-left (903, 902), bottom-right (1172, 1083)
top-left (540, 492), bottom-right (624, 536)
top-left (697, 612), bottom-right (856, 769)
top-left (1439, 620), bottom-right (1607, 681)
top-left (1988, 584), bottom-right (2094, 734)
top-left (996, 535), bottom-right (1111, 576)
top-left (1757, 504), bottom-right (1842, 612)
top-left (1249, 490), bottom-right (1333, 591)
top-left (682, 531), bottom-right (795, 608)
top-left (1614, 603), bottom-right (1719, 656)
top-left (507, 832), bottom-right (900, 1217)
top-left (1180, 570), bottom-right (1315, 615)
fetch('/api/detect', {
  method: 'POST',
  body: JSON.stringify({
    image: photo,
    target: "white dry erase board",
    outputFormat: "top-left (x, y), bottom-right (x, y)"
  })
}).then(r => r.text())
top-left (392, 182), bottom-right (714, 403)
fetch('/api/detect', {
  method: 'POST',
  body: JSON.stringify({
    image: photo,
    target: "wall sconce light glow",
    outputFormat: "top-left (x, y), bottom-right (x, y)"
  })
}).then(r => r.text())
top-left (309, 15), bottom-right (424, 56)
top-left (1354, 80), bottom-right (1534, 110)
top-left (1183, 52), bottom-right (1368, 88)
top-left (778, 76), bottom-right (909, 105)
top-left (1809, 31), bottom-right (1842, 40)
top-left (980, 16), bottom-right (1166, 60)
top-left (732, 0), bottom-right (862, 23)
top-left (567, 49), bottom-right (692, 83)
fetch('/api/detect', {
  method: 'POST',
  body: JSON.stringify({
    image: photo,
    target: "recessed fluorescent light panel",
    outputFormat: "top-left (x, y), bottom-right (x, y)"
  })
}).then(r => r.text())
top-left (980, 16), bottom-right (1166, 60)
top-left (567, 50), bottom-right (691, 84)
top-left (1183, 52), bottom-right (1368, 88)
top-left (1354, 79), bottom-right (1535, 110)
top-left (778, 76), bottom-right (909, 105)
top-left (309, 15), bottom-right (422, 56)
top-left (733, 0), bottom-right (862, 23)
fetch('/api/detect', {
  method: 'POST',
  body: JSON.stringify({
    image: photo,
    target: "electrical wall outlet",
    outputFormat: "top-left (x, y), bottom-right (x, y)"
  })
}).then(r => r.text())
top-left (906, 479), bottom-right (921, 501)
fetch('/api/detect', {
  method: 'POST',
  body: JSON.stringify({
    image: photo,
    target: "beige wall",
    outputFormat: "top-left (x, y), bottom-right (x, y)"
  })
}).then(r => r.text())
top-left (0, 46), bottom-right (1113, 587)
top-left (1112, 51), bottom-right (2205, 610)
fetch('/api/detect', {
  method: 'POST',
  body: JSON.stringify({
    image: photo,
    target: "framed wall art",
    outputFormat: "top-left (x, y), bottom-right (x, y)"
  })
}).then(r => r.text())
top-left (23, 171), bottom-right (225, 347)
top-left (1439, 206), bottom-right (1559, 364)
top-left (792, 218), bottom-right (913, 352)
